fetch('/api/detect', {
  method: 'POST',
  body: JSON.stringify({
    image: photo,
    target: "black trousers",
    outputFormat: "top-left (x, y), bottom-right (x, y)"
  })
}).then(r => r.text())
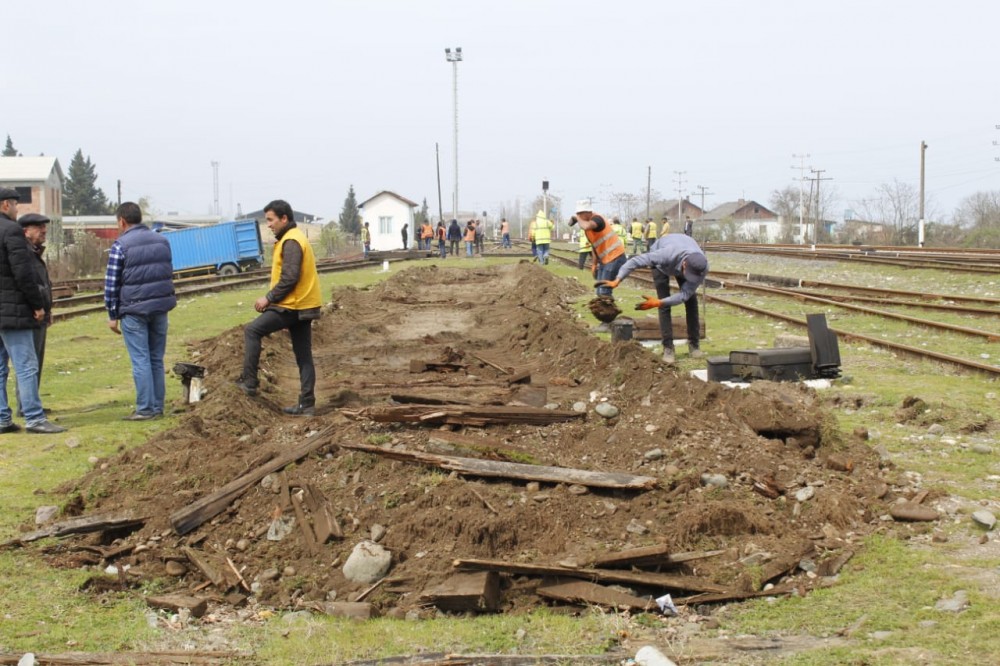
top-left (653, 269), bottom-right (700, 350)
top-left (242, 308), bottom-right (315, 406)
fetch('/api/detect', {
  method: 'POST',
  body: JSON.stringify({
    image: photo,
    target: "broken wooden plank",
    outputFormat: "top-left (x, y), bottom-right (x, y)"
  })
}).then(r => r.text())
top-left (409, 359), bottom-right (466, 373)
top-left (290, 492), bottom-right (320, 556)
top-left (169, 427), bottom-right (334, 535)
top-left (537, 580), bottom-right (656, 612)
top-left (675, 582), bottom-right (800, 606)
top-left (508, 384), bottom-right (547, 408)
top-left (339, 442), bottom-right (658, 490)
top-left (366, 404), bottom-right (584, 427)
top-left (419, 571), bottom-right (501, 612)
top-left (506, 369), bottom-right (532, 385)
top-left (817, 550), bottom-right (854, 577)
top-left (305, 484), bottom-right (342, 542)
top-left (453, 558), bottom-right (726, 594)
top-left (181, 546), bottom-right (225, 589)
top-left (587, 544), bottom-right (672, 569)
top-left (145, 594), bottom-right (208, 618)
top-left (758, 544), bottom-right (815, 587)
top-left (1, 512), bottom-right (145, 548)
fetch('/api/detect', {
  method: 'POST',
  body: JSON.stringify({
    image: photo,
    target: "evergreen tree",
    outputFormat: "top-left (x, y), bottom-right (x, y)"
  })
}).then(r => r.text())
top-left (416, 198), bottom-right (429, 225)
top-left (2, 134), bottom-right (19, 157)
top-left (338, 185), bottom-right (361, 235)
top-left (62, 149), bottom-right (111, 215)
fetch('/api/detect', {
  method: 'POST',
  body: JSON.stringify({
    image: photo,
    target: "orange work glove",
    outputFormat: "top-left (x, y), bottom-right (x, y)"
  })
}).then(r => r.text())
top-left (635, 295), bottom-right (661, 311)
top-left (594, 279), bottom-right (620, 289)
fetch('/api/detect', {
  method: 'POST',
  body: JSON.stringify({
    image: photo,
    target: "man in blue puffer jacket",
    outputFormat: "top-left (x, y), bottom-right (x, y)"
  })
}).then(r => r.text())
top-left (104, 202), bottom-right (177, 421)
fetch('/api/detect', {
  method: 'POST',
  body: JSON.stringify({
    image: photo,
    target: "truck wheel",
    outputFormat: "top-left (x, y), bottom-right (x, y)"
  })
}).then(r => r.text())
top-left (218, 264), bottom-right (239, 277)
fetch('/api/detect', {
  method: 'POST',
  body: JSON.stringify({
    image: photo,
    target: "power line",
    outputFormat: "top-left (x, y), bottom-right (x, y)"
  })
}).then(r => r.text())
top-left (791, 154), bottom-right (810, 239)
top-left (673, 170), bottom-right (687, 221)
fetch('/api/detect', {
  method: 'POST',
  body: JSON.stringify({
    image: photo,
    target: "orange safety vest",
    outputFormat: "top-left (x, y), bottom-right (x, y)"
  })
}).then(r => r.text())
top-left (421, 223), bottom-right (434, 239)
top-left (585, 223), bottom-right (626, 265)
top-left (463, 226), bottom-right (476, 242)
top-left (436, 225), bottom-right (446, 240)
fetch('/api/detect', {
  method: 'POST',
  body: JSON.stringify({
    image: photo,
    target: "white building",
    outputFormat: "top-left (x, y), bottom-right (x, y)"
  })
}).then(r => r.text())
top-left (0, 156), bottom-right (64, 217)
top-left (358, 190), bottom-right (418, 251)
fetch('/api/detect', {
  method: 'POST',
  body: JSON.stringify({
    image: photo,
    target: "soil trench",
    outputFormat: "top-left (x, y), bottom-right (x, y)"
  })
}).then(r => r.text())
top-left (40, 263), bottom-right (892, 615)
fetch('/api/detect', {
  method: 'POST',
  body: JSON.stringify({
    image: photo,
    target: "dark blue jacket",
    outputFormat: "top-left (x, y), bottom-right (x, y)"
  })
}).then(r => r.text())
top-left (0, 213), bottom-right (44, 330)
top-left (118, 225), bottom-right (177, 316)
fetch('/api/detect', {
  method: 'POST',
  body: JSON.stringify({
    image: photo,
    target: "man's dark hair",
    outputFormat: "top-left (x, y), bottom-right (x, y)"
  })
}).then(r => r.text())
top-left (116, 202), bottom-right (142, 225)
top-left (264, 199), bottom-right (294, 222)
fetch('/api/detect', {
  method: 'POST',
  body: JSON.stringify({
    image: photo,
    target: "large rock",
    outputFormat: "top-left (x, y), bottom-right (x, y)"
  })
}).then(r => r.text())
top-left (342, 540), bottom-right (392, 584)
top-left (972, 510), bottom-right (996, 530)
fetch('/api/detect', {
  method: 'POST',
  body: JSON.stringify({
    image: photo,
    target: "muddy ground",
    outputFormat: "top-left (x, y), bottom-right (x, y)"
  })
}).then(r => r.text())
top-left (30, 262), bottom-right (905, 618)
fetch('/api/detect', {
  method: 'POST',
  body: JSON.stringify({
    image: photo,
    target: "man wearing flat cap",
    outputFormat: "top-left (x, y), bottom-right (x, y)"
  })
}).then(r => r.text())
top-left (0, 187), bottom-right (65, 433)
top-left (596, 233), bottom-right (709, 366)
top-left (17, 214), bottom-right (53, 402)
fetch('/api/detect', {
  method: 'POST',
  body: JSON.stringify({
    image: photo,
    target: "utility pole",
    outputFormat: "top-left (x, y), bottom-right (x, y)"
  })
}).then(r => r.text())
top-left (646, 166), bottom-right (652, 221)
top-left (116, 179), bottom-right (122, 207)
top-left (211, 161), bottom-right (220, 217)
top-left (693, 184), bottom-right (713, 220)
top-left (435, 142), bottom-right (444, 224)
top-left (444, 47), bottom-right (463, 218)
top-left (791, 154), bottom-right (810, 244)
top-left (809, 168), bottom-right (831, 245)
top-left (918, 141), bottom-right (927, 247)
top-left (673, 171), bottom-right (687, 222)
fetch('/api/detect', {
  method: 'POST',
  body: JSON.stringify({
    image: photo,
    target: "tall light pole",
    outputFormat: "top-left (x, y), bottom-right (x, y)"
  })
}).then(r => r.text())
top-left (444, 47), bottom-right (462, 219)
top-left (211, 161), bottom-right (220, 217)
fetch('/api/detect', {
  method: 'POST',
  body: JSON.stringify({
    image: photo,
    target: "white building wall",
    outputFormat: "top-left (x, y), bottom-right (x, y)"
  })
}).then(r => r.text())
top-left (360, 195), bottom-right (414, 251)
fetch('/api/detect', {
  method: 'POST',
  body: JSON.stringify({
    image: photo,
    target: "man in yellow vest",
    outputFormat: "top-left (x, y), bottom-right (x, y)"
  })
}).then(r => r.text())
top-left (577, 226), bottom-right (592, 269)
top-left (659, 215), bottom-right (671, 237)
top-left (532, 210), bottom-right (554, 265)
top-left (629, 217), bottom-right (644, 255)
top-left (236, 200), bottom-right (322, 415)
top-left (611, 217), bottom-right (626, 243)
top-left (644, 218), bottom-right (658, 252)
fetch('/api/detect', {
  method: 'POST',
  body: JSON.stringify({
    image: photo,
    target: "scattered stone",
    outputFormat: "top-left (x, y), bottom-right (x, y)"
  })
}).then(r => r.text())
top-left (65, 437), bottom-right (80, 449)
top-left (320, 601), bottom-right (377, 619)
top-left (236, 538), bottom-right (250, 552)
top-left (644, 448), bottom-right (664, 461)
top-left (971, 510), bottom-right (996, 530)
top-left (259, 568), bottom-right (280, 582)
top-left (145, 594), bottom-right (208, 618)
top-left (532, 493), bottom-right (550, 502)
top-left (663, 464), bottom-right (680, 477)
top-left (525, 481), bottom-right (541, 493)
top-left (342, 540), bottom-right (392, 584)
top-left (934, 590), bottom-right (969, 613)
top-left (371, 524), bottom-right (387, 543)
top-left (572, 401), bottom-right (588, 413)
top-left (644, 424), bottom-right (658, 433)
top-left (927, 424), bottom-right (945, 436)
top-left (282, 610), bottom-right (313, 622)
top-left (283, 566), bottom-right (297, 578)
top-left (515, 627), bottom-right (527, 641)
top-left (567, 484), bottom-right (588, 495)
top-left (626, 519), bottom-right (649, 535)
top-left (34, 506), bottom-right (59, 525)
top-left (794, 487), bottom-right (815, 503)
top-left (873, 445), bottom-right (892, 464)
top-left (164, 561), bottom-right (187, 576)
top-left (87, 456), bottom-right (99, 465)
top-left (852, 426), bottom-right (869, 440)
top-left (700, 473), bottom-right (728, 489)
top-left (543, 403), bottom-right (559, 411)
top-left (825, 454), bottom-right (854, 473)
top-left (260, 474), bottom-right (277, 490)
top-left (971, 444), bottom-right (993, 455)
top-left (595, 402), bottom-right (620, 419)
top-left (798, 558), bottom-right (817, 573)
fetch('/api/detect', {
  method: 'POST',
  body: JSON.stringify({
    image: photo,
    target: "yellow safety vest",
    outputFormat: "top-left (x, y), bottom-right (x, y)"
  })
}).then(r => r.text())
top-left (612, 222), bottom-right (626, 239)
top-left (630, 221), bottom-right (643, 239)
top-left (578, 231), bottom-right (592, 253)
top-left (660, 221), bottom-right (672, 236)
top-left (646, 222), bottom-right (658, 239)
top-left (271, 227), bottom-right (322, 310)
top-left (533, 216), bottom-right (553, 244)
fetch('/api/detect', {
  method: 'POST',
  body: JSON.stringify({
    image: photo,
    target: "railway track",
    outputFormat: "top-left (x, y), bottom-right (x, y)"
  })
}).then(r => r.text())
top-left (51, 256), bottom-right (401, 322)
top-left (704, 242), bottom-right (1000, 274)
top-left (545, 247), bottom-right (1000, 377)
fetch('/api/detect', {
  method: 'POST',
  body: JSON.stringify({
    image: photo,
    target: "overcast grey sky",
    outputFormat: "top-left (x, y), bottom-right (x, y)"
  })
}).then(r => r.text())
top-left (8, 0), bottom-right (999, 222)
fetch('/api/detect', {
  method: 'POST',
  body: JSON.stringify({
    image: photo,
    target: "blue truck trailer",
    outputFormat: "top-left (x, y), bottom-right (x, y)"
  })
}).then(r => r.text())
top-left (160, 220), bottom-right (264, 276)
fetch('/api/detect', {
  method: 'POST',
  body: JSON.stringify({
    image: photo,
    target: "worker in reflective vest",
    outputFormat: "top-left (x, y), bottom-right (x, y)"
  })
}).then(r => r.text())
top-left (531, 211), bottom-right (554, 265)
top-left (645, 218), bottom-right (658, 251)
top-left (577, 227), bottom-right (592, 269)
top-left (570, 199), bottom-right (625, 297)
top-left (630, 218), bottom-right (644, 255)
top-left (420, 221), bottom-right (434, 250)
top-left (660, 215), bottom-right (672, 237)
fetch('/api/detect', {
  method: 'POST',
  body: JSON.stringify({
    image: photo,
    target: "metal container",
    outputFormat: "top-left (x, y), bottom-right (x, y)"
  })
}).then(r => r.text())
top-left (610, 318), bottom-right (634, 342)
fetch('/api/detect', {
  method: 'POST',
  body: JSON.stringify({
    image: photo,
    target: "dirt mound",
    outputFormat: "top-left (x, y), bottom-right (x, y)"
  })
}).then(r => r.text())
top-left (35, 263), bottom-right (894, 614)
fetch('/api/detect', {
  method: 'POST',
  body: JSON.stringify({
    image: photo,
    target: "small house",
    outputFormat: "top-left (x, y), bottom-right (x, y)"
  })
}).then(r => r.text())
top-left (358, 191), bottom-right (418, 251)
top-left (0, 156), bottom-right (64, 217)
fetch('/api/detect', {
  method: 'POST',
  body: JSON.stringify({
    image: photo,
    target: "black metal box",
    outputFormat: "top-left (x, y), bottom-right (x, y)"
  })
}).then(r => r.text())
top-left (729, 348), bottom-right (814, 381)
top-left (706, 356), bottom-right (735, 382)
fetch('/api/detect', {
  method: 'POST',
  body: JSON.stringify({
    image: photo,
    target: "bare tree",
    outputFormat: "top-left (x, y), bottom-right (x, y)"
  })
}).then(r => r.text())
top-left (609, 191), bottom-right (643, 221)
top-left (854, 180), bottom-right (925, 245)
top-left (951, 190), bottom-right (1000, 248)
top-left (771, 184), bottom-right (841, 243)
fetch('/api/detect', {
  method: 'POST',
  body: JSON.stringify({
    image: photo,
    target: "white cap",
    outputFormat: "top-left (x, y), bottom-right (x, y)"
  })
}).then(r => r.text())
top-left (575, 199), bottom-right (593, 214)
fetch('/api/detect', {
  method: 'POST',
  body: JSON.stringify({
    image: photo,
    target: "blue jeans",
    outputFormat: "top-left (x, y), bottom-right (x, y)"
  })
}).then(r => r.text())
top-left (596, 254), bottom-right (627, 296)
top-left (536, 243), bottom-right (550, 265)
top-left (502, 233), bottom-right (511, 248)
top-left (438, 239), bottom-right (446, 258)
top-left (0, 328), bottom-right (45, 427)
top-left (465, 241), bottom-right (474, 256)
top-left (121, 312), bottom-right (169, 415)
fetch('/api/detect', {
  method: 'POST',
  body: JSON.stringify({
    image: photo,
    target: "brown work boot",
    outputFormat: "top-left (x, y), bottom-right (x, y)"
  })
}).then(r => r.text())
top-left (689, 348), bottom-right (705, 359)
top-left (661, 348), bottom-right (676, 365)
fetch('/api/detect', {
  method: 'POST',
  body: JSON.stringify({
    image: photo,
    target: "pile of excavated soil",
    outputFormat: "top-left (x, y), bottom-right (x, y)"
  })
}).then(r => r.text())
top-left (34, 263), bottom-right (899, 614)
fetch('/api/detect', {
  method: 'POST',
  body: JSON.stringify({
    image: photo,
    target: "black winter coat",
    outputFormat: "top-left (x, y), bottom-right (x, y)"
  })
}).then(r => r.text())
top-left (0, 213), bottom-right (44, 330)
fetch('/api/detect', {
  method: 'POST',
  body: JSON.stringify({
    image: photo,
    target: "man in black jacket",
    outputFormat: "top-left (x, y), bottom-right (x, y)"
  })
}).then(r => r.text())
top-left (0, 188), bottom-right (64, 433)
top-left (15, 214), bottom-right (53, 413)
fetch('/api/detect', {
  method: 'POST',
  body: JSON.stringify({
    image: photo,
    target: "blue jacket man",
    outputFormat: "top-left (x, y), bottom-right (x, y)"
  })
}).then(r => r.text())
top-left (104, 201), bottom-right (177, 420)
top-left (0, 187), bottom-right (65, 433)
top-left (597, 234), bottom-right (709, 365)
